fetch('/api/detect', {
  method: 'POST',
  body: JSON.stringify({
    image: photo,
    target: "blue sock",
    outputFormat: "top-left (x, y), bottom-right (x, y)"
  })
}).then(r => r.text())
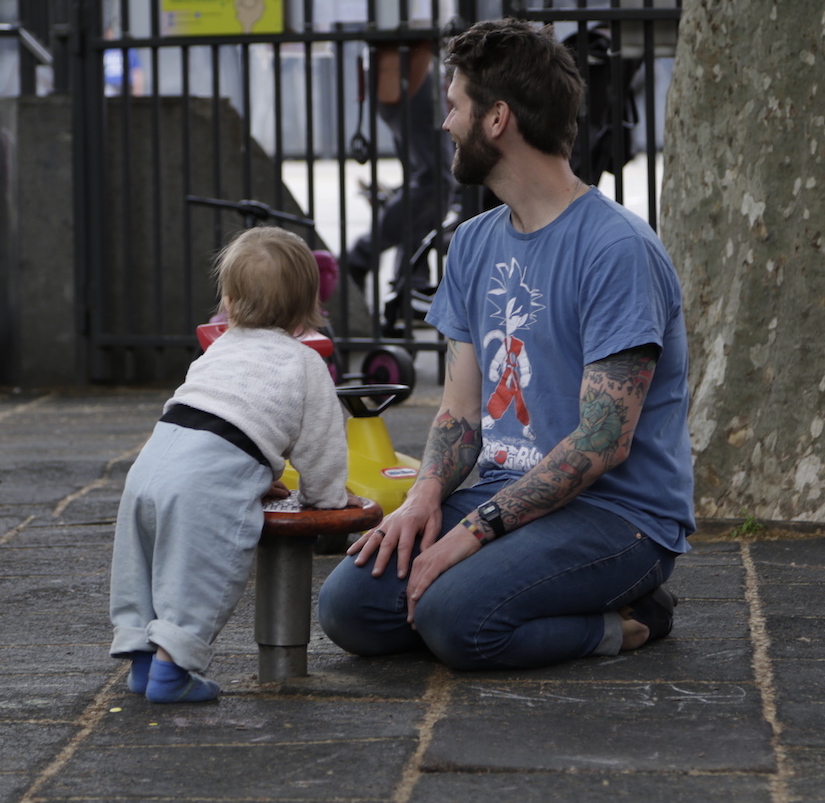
top-left (145, 656), bottom-right (220, 703)
top-left (127, 651), bottom-right (154, 694)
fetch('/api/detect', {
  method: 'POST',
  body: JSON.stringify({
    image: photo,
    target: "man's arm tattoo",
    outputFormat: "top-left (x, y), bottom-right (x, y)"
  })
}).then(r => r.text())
top-left (495, 344), bottom-right (658, 530)
top-left (583, 344), bottom-right (658, 400)
top-left (499, 447), bottom-right (592, 528)
top-left (419, 410), bottom-right (481, 492)
top-left (572, 389), bottom-right (628, 459)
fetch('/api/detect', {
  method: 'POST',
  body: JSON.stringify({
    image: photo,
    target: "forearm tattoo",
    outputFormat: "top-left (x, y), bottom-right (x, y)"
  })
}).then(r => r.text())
top-left (419, 410), bottom-right (481, 492)
top-left (496, 344), bottom-right (658, 531)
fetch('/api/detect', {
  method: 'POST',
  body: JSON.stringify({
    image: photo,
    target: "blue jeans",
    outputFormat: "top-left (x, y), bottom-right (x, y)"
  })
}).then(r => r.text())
top-left (318, 480), bottom-right (677, 670)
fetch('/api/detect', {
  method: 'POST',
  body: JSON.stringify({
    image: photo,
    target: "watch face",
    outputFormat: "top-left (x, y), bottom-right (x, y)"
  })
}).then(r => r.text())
top-left (479, 502), bottom-right (498, 518)
top-left (478, 501), bottom-right (504, 537)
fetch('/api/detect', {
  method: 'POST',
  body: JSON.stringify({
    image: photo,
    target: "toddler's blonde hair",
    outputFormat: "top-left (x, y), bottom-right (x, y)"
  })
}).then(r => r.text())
top-left (214, 226), bottom-right (324, 333)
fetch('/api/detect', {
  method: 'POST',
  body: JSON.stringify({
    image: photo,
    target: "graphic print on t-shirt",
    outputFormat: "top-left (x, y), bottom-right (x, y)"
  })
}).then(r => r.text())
top-left (480, 258), bottom-right (546, 472)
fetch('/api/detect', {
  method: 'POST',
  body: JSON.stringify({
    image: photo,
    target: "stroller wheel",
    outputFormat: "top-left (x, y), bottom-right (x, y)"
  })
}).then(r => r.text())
top-left (361, 346), bottom-right (415, 404)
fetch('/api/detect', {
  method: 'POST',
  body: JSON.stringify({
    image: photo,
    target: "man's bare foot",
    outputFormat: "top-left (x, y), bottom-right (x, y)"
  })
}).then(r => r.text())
top-left (619, 608), bottom-right (650, 650)
top-left (618, 586), bottom-right (678, 650)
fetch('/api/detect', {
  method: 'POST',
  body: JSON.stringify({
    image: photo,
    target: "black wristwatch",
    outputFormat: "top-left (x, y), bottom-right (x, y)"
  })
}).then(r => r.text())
top-left (477, 500), bottom-right (506, 540)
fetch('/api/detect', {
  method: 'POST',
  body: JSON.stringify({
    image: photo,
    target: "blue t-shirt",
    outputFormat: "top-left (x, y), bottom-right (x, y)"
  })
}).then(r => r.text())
top-left (426, 188), bottom-right (695, 553)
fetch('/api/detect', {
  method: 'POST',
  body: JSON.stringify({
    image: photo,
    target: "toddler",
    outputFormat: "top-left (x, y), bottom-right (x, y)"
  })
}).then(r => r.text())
top-left (109, 226), bottom-right (350, 702)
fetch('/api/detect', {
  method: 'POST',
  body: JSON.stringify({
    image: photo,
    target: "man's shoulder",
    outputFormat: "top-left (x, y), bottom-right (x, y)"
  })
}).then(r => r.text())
top-left (455, 203), bottom-right (509, 237)
top-left (582, 189), bottom-right (658, 242)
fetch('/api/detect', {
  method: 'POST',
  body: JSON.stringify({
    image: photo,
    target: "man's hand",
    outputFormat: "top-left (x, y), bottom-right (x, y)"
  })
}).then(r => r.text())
top-left (405, 524), bottom-right (481, 625)
top-left (347, 489), bottom-right (442, 579)
top-left (347, 338), bottom-right (483, 580)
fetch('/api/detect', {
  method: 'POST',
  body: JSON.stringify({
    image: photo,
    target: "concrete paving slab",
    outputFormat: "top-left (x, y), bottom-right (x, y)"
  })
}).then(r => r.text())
top-left (0, 544), bottom-right (108, 577)
top-left (49, 503), bottom-right (120, 527)
top-left (0, 604), bottom-right (109, 644)
top-left (772, 699), bottom-right (825, 749)
top-left (0, 573), bottom-right (109, 617)
top-left (786, 747), bottom-right (825, 802)
top-left (0, 723), bottom-right (77, 776)
top-left (672, 599), bottom-right (751, 639)
top-left (758, 562), bottom-right (825, 584)
top-left (0, 463), bottom-right (107, 505)
top-left (1, 643), bottom-right (110, 676)
top-left (522, 638), bottom-right (756, 684)
top-left (0, 513), bottom-right (31, 533)
top-left (666, 562), bottom-right (745, 598)
top-left (763, 615), bottom-right (825, 659)
top-left (771, 658), bottom-right (825, 734)
top-left (86, 694), bottom-right (424, 746)
top-left (262, 653), bottom-right (439, 701)
top-left (410, 770), bottom-right (774, 803)
top-left (424, 679), bottom-right (775, 773)
top-left (750, 538), bottom-right (825, 565)
top-left (2, 522), bottom-right (115, 547)
top-left (0, 672), bottom-right (112, 720)
top-left (756, 582), bottom-right (825, 618)
top-left (42, 737), bottom-right (416, 801)
top-left (0, 774), bottom-right (32, 803)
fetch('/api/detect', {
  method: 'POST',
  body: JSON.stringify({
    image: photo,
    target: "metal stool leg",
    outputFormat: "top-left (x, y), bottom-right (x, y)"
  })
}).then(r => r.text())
top-left (255, 533), bottom-right (315, 682)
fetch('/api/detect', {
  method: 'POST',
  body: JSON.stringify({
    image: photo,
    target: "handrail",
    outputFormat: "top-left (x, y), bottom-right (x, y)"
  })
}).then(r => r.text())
top-left (0, 23), bottom-right (53, 66)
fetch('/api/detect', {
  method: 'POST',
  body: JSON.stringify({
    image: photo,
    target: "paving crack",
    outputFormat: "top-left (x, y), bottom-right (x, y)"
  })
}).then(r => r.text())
top-left (0, 392), bottom-right (57, 423)
top-left (741, 541), bottom-right (792, 803)
top-left (0, 514), bottom-right (37, 545)
top-left (392, 663), bottom-right (452, 803)
top-left (51, 445), bottom-right (143, 518)
top-left (17, 663), bottom-right (128, 803)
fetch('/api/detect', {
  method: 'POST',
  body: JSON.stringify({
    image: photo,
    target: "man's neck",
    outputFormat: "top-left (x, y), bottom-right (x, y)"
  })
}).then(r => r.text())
top-left (488, 153), bottom-right (586, 234)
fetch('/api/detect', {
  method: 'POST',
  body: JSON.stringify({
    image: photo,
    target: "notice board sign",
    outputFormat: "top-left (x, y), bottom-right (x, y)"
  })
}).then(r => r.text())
top-left (161, 0), bottom-right (284, 36)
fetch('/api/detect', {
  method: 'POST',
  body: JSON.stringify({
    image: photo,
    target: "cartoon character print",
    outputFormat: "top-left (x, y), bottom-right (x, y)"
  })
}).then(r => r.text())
top-left (481, 259), bottom-right (545, 469)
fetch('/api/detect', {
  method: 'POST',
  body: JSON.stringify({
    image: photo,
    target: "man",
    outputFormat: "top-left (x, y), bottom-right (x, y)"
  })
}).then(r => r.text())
top-left (319, 18), bottom-right (694, 671)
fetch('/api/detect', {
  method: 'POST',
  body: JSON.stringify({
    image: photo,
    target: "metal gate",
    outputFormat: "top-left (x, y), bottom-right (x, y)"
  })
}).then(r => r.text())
top-left (11, 0), bottom-right (681, 384)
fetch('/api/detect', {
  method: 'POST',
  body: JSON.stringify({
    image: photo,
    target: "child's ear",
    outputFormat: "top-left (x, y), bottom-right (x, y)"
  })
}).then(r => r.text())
top-left (221, 296), bottom-right (234, 319)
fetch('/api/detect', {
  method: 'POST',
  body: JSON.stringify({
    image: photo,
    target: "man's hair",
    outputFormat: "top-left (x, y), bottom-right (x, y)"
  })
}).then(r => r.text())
top-left (214, 226), bottom-right (324, 333)
top-left (445, 18), bottom-right (583, 159)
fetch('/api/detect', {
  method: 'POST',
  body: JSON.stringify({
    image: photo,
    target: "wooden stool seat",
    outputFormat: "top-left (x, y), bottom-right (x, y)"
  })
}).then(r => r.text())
top-left (255, 492), bottom-right (382, 682)
top-left (262, 495), bottom-right (383, 537)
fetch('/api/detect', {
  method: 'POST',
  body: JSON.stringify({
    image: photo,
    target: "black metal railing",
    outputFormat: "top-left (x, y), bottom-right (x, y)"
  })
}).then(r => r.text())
top-left (5, 0), bottom-right (681, 384)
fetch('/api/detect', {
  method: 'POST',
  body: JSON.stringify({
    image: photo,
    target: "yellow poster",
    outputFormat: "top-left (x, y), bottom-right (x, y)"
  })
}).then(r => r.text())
top-left (161, 0), bottom-right (284, 36)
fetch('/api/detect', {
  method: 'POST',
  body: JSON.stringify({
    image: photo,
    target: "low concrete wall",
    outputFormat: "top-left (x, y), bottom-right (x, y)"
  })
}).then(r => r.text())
top-left (0, 96), bottom-right (76, 387)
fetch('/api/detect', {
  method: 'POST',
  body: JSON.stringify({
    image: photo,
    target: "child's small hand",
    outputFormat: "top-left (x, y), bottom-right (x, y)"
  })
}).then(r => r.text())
top-left (263, 479), bottom-right (291, 500)
top-left (346, 493), bottom-right (364, 508)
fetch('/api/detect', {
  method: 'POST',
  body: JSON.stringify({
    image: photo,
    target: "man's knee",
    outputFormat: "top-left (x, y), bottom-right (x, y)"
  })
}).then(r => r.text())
top-left (413, 590), bottom-right (491, 671)
top-left (318, 557), bottom-right (420, 657)
top-left (317, 560), bottom-right (375, 655)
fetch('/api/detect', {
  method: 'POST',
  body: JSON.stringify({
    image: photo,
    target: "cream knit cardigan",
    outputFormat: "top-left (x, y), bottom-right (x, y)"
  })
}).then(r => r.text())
top-left (165, 326), bottom-right (348, 509)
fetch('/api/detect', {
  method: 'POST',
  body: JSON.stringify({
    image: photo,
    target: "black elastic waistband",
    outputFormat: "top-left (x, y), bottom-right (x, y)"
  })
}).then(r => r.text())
top-left (160, 404), bottom-right (269, 467)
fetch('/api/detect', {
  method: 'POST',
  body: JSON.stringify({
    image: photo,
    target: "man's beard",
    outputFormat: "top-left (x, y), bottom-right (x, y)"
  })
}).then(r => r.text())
top-left (451, 116), bottom-right (502, 186)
